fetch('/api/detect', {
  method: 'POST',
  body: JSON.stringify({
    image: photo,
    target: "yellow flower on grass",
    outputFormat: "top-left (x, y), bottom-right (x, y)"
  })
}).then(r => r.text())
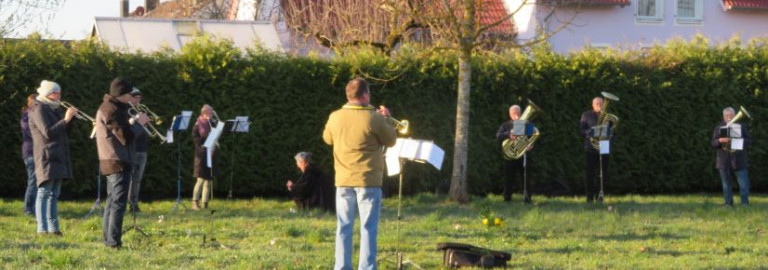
top-left (493, 217), bottom-right (502, 226)
top-left (482, 218), bottom-right (489, 225)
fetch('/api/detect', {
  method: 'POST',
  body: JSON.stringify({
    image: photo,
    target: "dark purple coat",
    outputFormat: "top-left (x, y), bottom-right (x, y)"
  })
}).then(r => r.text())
top-left (21, 109), bottom-right (34, 160)
top-left (28, 101), bottom-right (73, 185)
top-left (193, 117), bottom-right (219, 180)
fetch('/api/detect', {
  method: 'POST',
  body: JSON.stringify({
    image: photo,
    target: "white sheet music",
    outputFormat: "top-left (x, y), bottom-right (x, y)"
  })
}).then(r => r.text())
top-left (731, 138), bottom-right (744, 150)
top-left (729, 124), bottom-right (742, 138)
top-left (230, 116), bottom-right (250, 132)
top-left (386, 138), bottom-right (445, 176)
top-left (178, 111), bottom-right (192, 131)
top-left (203, 122), bottom-right (224, 149)
top-left (206, 148), bottom-right (213, 168)
top-left (599, 140), bottom-right (610, 155)
top-left (167, 130), bottom-right (174, 143)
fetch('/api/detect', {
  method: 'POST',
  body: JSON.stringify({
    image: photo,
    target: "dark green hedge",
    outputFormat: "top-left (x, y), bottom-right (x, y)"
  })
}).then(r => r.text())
top-left (1, 35), bottom-right (766, 199)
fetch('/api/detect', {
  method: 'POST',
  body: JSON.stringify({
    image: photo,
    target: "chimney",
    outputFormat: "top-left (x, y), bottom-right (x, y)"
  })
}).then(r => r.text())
top-left (120, 0), bottom-right (129, 17)
top-left (145, 0), bottom-right (159, 12)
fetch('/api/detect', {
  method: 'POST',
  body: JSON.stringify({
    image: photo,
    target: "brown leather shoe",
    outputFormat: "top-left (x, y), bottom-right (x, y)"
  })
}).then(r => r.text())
top-left (202, 201), bottom-right (208, 209)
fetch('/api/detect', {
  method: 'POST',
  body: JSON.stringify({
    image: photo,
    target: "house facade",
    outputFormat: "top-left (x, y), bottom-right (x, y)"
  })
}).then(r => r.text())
top-left (509, 0), bottom-right (768, 53)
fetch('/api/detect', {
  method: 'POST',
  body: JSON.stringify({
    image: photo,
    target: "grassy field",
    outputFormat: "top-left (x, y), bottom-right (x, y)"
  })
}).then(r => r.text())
top-left (1, 194), bottom-right (766, 269)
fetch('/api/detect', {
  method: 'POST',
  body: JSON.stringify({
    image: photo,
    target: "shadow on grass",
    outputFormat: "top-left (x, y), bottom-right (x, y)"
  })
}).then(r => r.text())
top-left (591, 232), bottom-right (689, 241)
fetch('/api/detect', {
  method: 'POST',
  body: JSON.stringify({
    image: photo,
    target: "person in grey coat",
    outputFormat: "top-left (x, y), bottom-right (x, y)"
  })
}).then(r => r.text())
top-left (95, 77), bottom-right (148, 248)
top-left (28, 80), bottom-right (78, 235)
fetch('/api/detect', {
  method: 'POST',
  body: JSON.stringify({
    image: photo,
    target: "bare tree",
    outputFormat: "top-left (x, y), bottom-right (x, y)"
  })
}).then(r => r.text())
top-left (281, 0), bottom-right (577, 203)
top-left (0, 0), bottom-right (64, 37)
top-left (145, 0), bottom-right (235, 19)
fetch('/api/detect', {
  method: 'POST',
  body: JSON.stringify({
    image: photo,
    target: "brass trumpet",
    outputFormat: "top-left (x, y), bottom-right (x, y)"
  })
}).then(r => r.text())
top-left (128, 103), bottom-right (167, 142)
top-left (61, 101), bottom-right (95, 123)
top-left (135, 104), bottom-right (163, 126)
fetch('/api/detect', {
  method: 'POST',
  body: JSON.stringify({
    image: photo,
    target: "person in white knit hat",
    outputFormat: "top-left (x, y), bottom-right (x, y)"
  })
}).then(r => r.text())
top-left (28, 80), bottom-right (78, 236)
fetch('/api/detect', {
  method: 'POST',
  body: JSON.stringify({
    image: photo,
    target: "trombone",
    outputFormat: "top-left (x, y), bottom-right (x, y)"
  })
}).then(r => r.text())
top-left (128, 103), bottom-right (167, 142)
top-left (61, 101), bottom-right (95, 123)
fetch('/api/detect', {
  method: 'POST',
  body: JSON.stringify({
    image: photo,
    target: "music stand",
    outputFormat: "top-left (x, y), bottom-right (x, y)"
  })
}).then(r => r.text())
top-left (381, 138), bottom-right (445, 270)
top-left (591, 124), bottom-right (611, 203)
top-left (200, 120), bottom-right (227, 248)
top-left (224, 116), bottom-right (250, 199)
top-left (512, 120), bottom-right (535, 204)
top-left (83, 168), bottom-right (103, 219)
top-left (171, 111), bottom-right (192, 211)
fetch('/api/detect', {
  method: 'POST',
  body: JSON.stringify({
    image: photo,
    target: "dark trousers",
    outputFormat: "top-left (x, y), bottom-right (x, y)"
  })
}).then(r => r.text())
top-left (104, 168), bottom-right (132, 247)
top-left (503, 159), bottom-right (524, 201)
top-left (585, 151), bottom-right (609, 201)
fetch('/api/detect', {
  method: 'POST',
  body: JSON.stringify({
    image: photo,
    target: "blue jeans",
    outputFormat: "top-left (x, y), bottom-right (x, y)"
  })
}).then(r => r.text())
top-left (128, 152), bottom-right (147, 208)
top-left (103, 168), bottom-right (131, 247)
top-left (24, 157), bottom-right (38, 215)
top-left (35, 179), bottom-right (62, 233)
top-left (335, 187), bottom-right (382, 270)
top-left (719, 168), bottom-right (749, 205)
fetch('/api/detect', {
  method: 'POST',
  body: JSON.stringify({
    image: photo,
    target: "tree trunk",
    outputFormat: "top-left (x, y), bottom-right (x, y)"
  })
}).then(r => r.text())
top-left (449, 47), bottom-right (472, 203)
top-left (449, 0), bottom-right (475, 203)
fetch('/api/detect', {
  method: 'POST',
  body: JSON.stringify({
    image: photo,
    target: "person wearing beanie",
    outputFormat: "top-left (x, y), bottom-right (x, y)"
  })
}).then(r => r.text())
top-left (127, 88), bottom-right (148, 213)
top-left (28, 80), bottom-right (78, 236)
top-left (94, 77), bottom-right (149, 248)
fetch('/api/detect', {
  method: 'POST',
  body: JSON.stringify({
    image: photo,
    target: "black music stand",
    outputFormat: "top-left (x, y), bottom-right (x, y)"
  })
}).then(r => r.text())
top-left (83, 168), bottom-right (103, 219)
top-left (224, 116), bottom-right (250, 199)
top-left (380, 138), bottom-right (445, 270)
top-left (171, 111), bottom-right (192, 211)
top-left (591, 124), bottom-right (611, 203)
top-left (200, 120), bottom-right (228, 249)
top-left (512, 121), bottom-right (535, 204)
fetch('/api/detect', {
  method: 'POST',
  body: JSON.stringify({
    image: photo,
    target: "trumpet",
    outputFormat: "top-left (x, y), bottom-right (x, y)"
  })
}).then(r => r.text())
top-left (377, 105), bottom-right (408, 134)
top-left (135, 104), bottom-right (163, 125)
top-left (128, 103), bottom-right (167, 142)
top-left (61, 101), bottom-right (95, 123)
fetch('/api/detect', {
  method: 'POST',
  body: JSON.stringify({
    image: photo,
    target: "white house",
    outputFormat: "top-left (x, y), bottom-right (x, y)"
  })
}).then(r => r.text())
top-left (509, 0), bottom-right (768, 53)
top-left (90, 17), bottom-right (285, 53)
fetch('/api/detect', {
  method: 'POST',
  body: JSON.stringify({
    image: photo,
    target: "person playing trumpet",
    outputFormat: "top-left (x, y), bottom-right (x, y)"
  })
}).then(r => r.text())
top-left (191, 104), bottom-right (220, 210)
top-left (127, 88), bottom-right (148, 212)
top-left (28, 80), bottom-right (78, 236)
top-left (95, 77), bottom-right (148, 248)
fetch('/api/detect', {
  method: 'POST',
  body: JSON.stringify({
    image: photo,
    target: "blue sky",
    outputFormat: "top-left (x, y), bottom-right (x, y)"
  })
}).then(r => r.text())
top-left (11, 0), bottom-right (147, 40)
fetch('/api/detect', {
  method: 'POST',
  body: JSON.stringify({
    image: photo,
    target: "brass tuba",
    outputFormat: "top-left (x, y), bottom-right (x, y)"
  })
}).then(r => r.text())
top-left (723, 106), bottom-right (752, 152)
top-left (502, 100), bottom-right (541, 160)
top-left (590, 92), bottom-right (620, 150)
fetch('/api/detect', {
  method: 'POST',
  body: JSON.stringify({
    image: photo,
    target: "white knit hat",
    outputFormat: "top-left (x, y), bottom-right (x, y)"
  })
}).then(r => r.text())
top-left (37, 80), bottom-right (61, 97)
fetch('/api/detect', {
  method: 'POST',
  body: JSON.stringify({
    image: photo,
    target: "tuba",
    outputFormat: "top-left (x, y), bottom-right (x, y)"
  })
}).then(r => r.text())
top-left (723, 106), bottom-right (752, 152)
top-left (590, 92), bottom-right (620, 150)
top-left (502, 100), bottom-right (541, 160)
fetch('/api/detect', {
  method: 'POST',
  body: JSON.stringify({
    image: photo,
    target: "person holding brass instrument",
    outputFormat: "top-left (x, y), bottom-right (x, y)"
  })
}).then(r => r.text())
top-left (29, 80), bottom-right (77, 236)
top-left (323, 78), bottom-right (397, 269)
top-left (579, 96), bottom-right (609, 203)
top-left (711, 107), bottom-right (751, 206)
top-left (20, 94), bottom-right (38, 216)
top-left (95, 77), bottom-right (148, 248)
top-left (496, 105), bottom-right (533, 203)
top-left (191, 104), bottom-right (220, 210)
top-left (127, 88), bottom-right (148, 213)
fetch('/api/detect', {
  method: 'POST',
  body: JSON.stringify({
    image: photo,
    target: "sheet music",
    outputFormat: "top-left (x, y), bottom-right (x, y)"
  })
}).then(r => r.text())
top-left (599, 140), bottom-right (610, 155)
top-left (206, 148), bottom-right (213, 168)
top-left (167, 130), bottom-right (174, 143)
top-left (731, 138), bottom-right (744, 150)
top-left (386, 139), bottom-right (405, 176)
top-left (203, 122), bottom-right (225, 149)
top-left (511, 120), bottom-right (527, 136)
top-left (230, 116), bottom-right (250, 132)
top-left (729, 124), bottom-right (742, 138)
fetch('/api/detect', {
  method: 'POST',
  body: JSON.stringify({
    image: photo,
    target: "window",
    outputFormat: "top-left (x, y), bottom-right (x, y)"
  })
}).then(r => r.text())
top-left (636, 0), bottom-right (664, 22)
top-left (676, 0), bottom-right (703, 23)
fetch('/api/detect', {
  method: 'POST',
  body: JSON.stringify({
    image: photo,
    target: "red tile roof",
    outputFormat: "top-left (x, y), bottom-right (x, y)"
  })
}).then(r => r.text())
top-left (538, 0), bottom-right (631, 5)
top-left (479, 0), bottom-right (516, 35)
top-left (722, 0), bottom-right (768, 10)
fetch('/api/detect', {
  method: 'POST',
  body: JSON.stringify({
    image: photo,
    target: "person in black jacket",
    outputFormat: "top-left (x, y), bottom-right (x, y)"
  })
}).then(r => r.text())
top-left (29, 80), bottom-right (77, 235)
top-left (578, 96), bottom-right (609, 203)
top-left (495, 105), bottom-right (533, 203)
top-left (711, 107), bottom-right (751, 206)
top-left (286, 152), bottom-right (334, 212)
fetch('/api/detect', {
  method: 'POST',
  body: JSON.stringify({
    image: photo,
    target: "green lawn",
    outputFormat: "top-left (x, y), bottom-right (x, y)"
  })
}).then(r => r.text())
top-left (1, 194), bottom-right (766, 269)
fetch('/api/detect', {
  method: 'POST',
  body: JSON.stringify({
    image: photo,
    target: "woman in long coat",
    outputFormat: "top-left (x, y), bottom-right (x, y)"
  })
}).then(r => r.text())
top-left (191, 104), bottom-right (219, 210)
top-left (28, 80), bottom-right (77, 235)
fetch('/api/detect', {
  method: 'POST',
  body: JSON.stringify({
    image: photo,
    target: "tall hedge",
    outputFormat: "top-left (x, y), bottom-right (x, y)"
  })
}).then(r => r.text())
top-left (1, 35), bottom-right (766, 199)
